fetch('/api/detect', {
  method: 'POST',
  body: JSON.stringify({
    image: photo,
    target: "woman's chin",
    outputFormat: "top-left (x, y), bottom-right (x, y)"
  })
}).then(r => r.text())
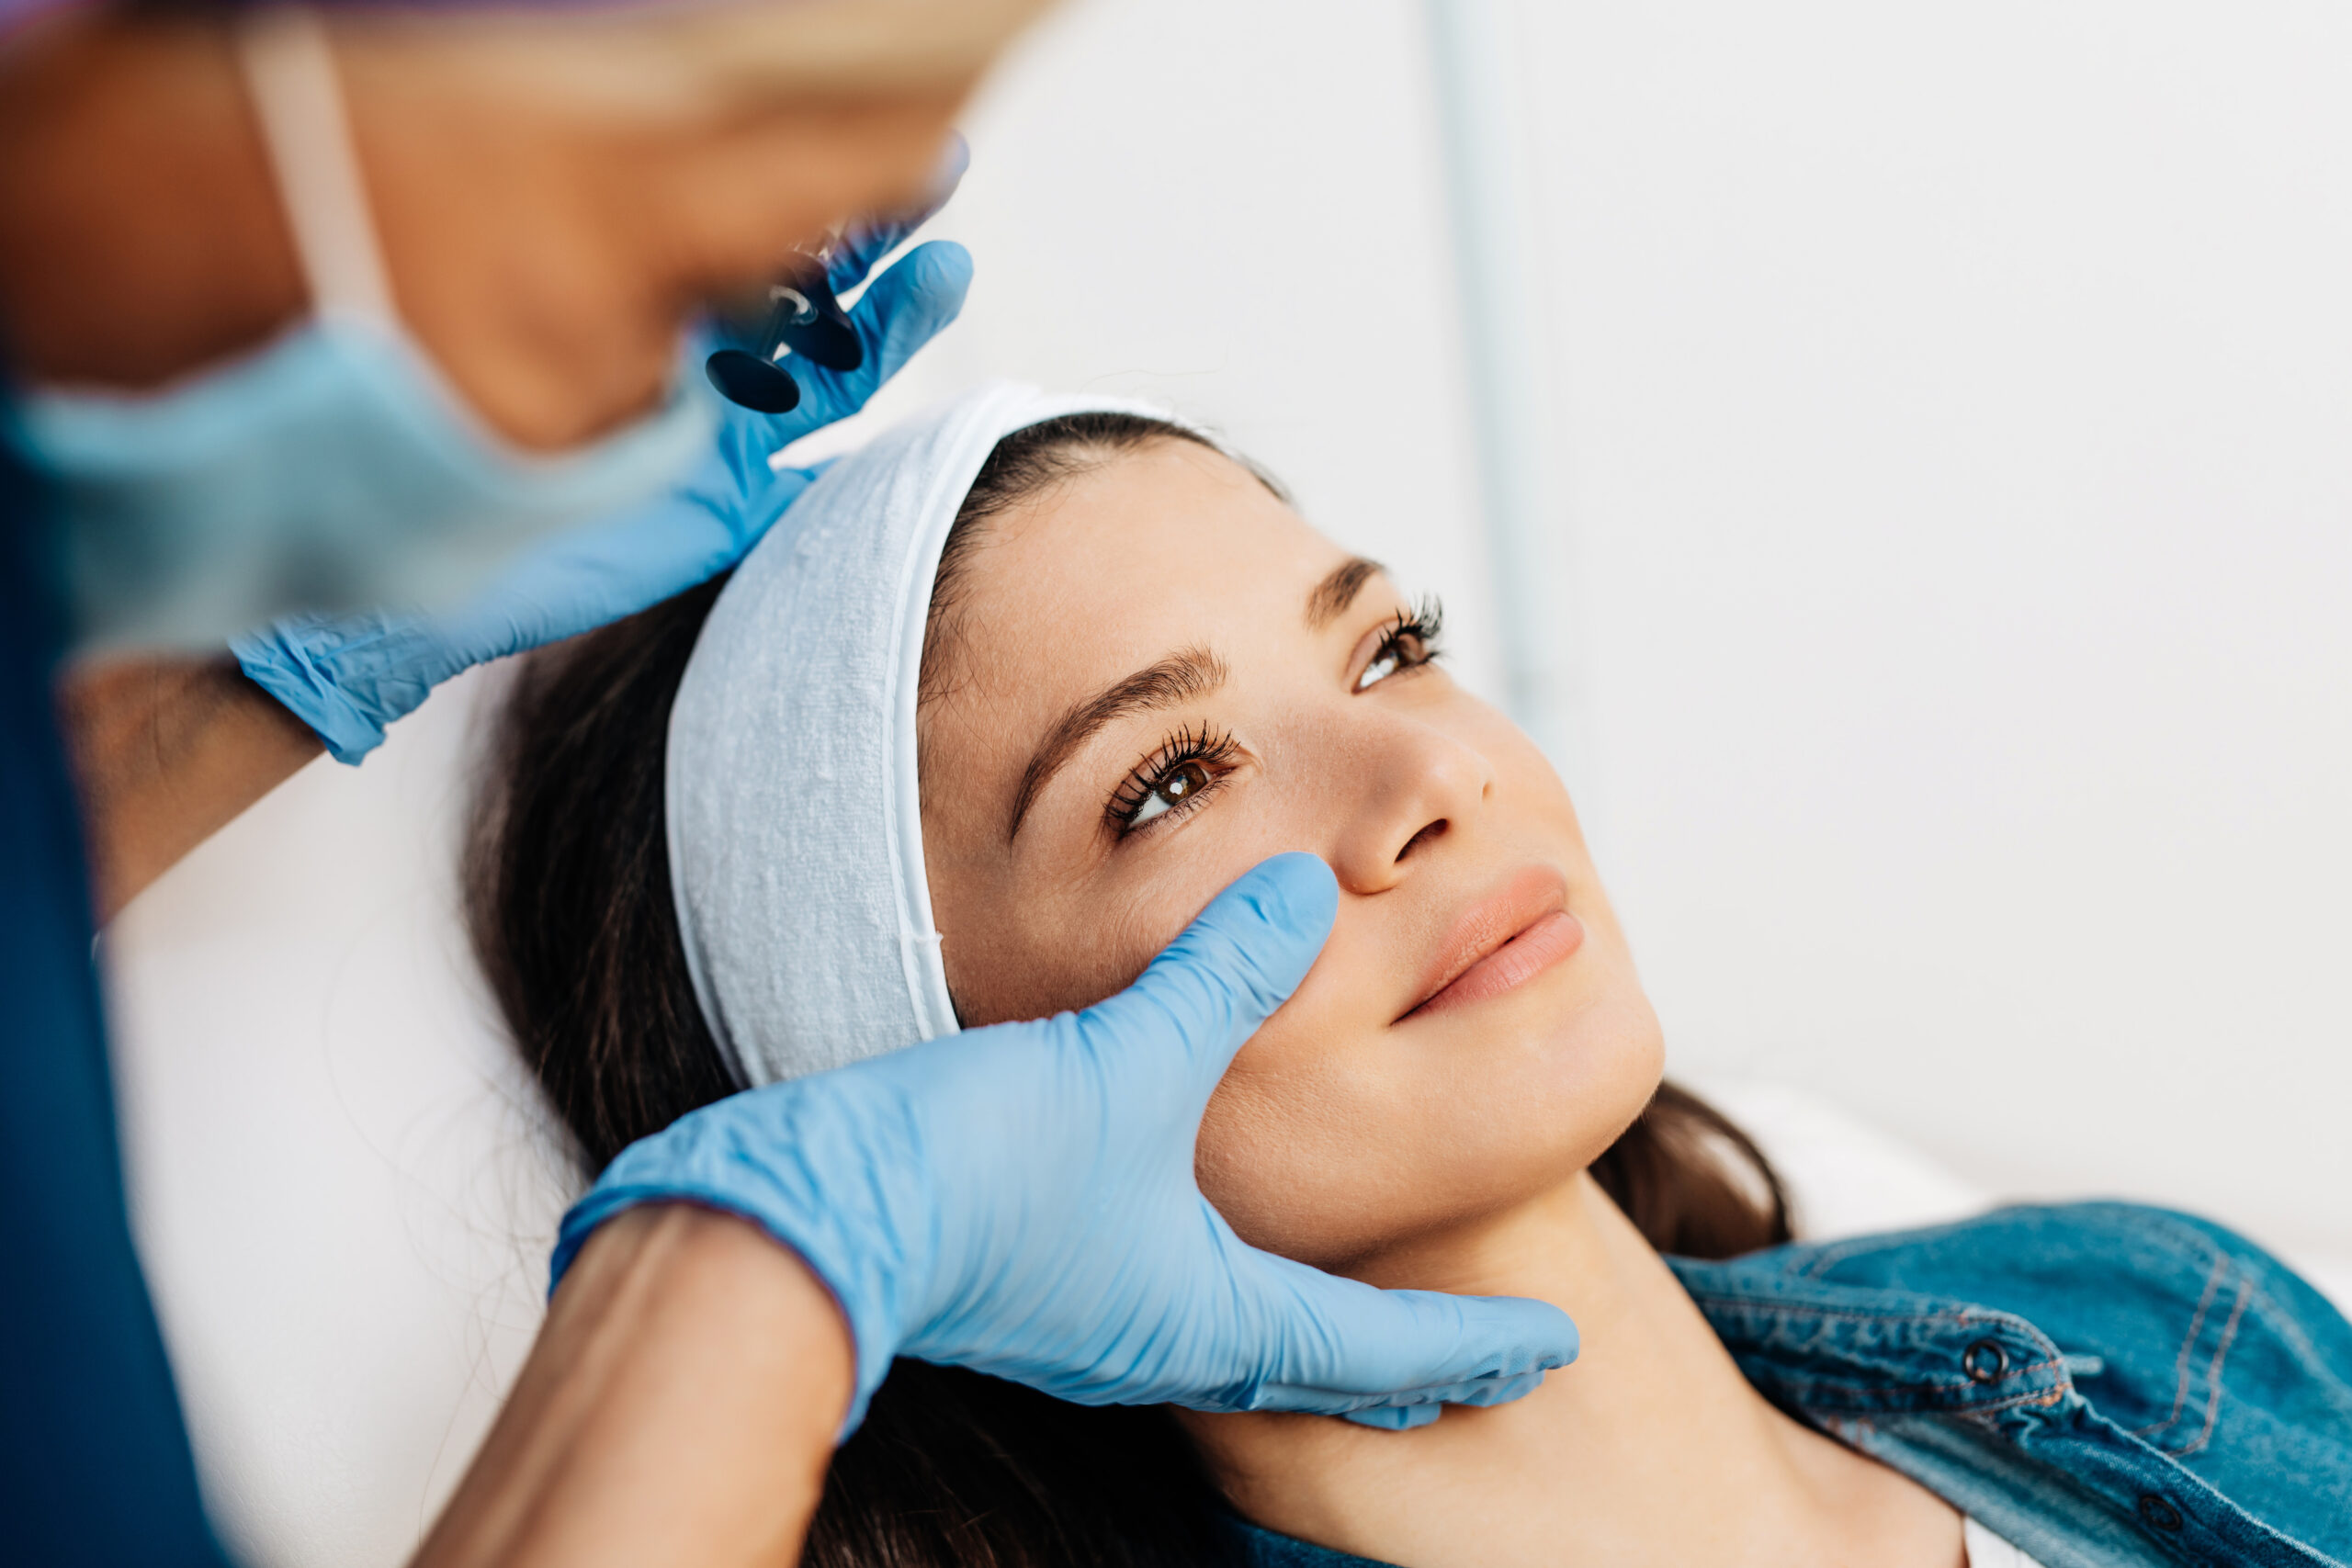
top-left (1405, 971), bottom-right (1665, 1113)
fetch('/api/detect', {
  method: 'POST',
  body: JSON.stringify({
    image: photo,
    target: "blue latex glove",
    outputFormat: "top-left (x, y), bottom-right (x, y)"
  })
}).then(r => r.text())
top-left (554, 854), bottom-right (1579, 1434)
top-left (232, 155), bottom-right (973, 763)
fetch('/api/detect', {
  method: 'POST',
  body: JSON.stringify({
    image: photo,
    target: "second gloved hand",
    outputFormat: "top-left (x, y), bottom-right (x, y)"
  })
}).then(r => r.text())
top-left (232, 153), bottom-right (972, 763)
top-left (553, 853), bottom-right (1579, 1433)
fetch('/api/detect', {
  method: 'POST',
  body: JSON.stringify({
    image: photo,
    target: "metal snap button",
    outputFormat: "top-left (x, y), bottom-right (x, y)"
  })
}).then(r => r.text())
top-left (1961, 1338), bottom-right (2008, 1383)
top-left (2137, 1494), bottom-right (2184, 1533)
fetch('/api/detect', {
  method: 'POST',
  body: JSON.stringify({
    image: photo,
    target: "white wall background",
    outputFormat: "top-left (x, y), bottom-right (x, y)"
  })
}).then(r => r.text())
top-left (1514, 0), bottom-right (2352, 1256)
top-left (855, 0), bottom-right (2352, 1253)
top-left (808, 0), bottom-right (1514, 700)
top-left (104, 2), bottom-right (2352, 1563)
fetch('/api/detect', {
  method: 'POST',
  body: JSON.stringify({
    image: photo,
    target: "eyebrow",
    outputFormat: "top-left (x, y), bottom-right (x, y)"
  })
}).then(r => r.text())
top-left (1306, 557), bottom-right (1386, 630)
top-left (1009, 646), bottom-right (1229, 841)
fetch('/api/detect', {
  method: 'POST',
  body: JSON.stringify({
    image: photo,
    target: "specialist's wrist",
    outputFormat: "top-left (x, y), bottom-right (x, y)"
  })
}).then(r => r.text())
top-left (551, 1077), bottom-right (942, 1430)
top-left (562, 1202), bottom-right (857, 1400)
top-left (57, 651), bottom-right (326, 919)
top-left (419, 1202), bottom-right (852, 1568)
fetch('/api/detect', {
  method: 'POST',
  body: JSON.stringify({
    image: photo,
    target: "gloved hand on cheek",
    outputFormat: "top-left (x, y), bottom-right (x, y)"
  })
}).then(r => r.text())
top-left (553, 853), bottom-right (1580, 1434)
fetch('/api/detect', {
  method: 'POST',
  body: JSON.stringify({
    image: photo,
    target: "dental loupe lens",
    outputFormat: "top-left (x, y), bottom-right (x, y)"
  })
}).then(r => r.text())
top-left (778, 301), bottom-right (863, 373)
top-left (705, 348), bottom-right (802, 413)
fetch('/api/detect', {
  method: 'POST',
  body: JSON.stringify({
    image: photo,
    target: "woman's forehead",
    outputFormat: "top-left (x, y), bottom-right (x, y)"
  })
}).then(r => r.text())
top-left (917, 443), bottom-right (1374, 845)
top-left (956, 442), bottom-right (1349, 646)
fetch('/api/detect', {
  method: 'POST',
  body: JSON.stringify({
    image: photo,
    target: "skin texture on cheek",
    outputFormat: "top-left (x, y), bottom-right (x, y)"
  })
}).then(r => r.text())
top-left (1192, 745), bottom-right (1667, 1267)
top-left (955, 883), bottom-right (1191, 1030)
top-left (1198, 970), bottom-right (1667, 1271)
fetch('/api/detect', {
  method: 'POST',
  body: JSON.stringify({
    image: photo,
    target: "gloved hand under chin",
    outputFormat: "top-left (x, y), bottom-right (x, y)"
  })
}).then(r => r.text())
top-left (232, 152), bottom-right (972, 764)
top-left (552, 854), bottom-right (1580, 1435)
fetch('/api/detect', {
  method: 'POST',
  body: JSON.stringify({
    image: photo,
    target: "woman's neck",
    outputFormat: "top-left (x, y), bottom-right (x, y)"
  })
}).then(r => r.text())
top-left (1181, 1175), bottom-right (1964, 1568)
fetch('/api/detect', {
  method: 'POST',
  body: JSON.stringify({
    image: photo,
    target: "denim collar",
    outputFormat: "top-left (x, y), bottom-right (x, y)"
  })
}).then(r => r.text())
top-left (1227, 1207), bottom-right (2352, 1568)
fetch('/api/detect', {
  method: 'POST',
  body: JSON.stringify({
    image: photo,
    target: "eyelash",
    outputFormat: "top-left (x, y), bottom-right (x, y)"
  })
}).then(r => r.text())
top-left (1108, 723), bottom-right (1242, 836)
top-left (1354, 596), bottom-right (1446, 691)
top-left (1103, 597), bottom-right (1446, 839)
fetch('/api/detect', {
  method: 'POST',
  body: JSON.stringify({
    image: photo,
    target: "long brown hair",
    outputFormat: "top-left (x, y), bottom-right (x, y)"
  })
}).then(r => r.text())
top-left (468, 413), bottom-right (1792, 1567)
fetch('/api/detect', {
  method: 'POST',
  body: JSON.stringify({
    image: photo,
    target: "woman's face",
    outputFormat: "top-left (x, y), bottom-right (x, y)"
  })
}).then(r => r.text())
top-left (919, 439), bottom-right (1664, 1273)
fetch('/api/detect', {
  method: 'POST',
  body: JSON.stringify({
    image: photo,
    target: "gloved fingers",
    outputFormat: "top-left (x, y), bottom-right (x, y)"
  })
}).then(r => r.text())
top-left (1430, 1368), bottom-right (1554, 1407)
top-left (1331, 1368), bottom-right (1550, 1428)
top-left (1076, 852), bottom-right (1338, 1095)
top-left (785, 240), bottom-right (974, 436)
top-left (1243, 1340), bottom-right (1567, 1415)
top-left (824, 132), bottom-right (970, 293)
top-left (424, 483), bottom-right (758, 667)
top-left (1201, 1250), bottom-right (1576, 1416)
top-left (1340, 1403), bottom-right (1442, 1431)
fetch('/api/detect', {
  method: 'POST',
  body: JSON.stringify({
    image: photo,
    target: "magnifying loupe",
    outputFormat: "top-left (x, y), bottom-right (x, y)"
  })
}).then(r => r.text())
top-left (705, 249), bottom-right (865, 414)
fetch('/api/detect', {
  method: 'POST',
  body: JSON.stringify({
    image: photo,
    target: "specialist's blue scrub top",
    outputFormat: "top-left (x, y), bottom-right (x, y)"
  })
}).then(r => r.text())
top-left (2, 442), bottom-right (232, 1564)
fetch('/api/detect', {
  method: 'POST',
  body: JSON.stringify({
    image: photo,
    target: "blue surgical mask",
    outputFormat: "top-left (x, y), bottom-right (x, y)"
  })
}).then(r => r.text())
top-left (2, 6), bottom-right (718, 650)
top-left (11, 316), bottom-right (717, 650)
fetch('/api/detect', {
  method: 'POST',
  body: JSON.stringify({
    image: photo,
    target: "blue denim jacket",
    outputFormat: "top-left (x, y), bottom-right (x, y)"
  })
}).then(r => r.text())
top-left (1233, 1203), bottom-right (2352, 1568)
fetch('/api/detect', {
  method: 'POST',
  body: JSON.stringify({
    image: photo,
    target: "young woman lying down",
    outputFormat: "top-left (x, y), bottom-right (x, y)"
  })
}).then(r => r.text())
top-left (468, 384), bottom-right (2352, 1568)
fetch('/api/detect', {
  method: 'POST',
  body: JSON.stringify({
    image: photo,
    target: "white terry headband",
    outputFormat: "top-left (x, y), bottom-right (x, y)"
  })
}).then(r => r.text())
top-left (665, 381), bottom-right (1203, 1087)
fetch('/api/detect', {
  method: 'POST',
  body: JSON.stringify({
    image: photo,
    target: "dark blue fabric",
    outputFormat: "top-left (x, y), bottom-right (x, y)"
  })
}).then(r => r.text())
top-left (0, 442), bottom-right (231, 1564)
top-left (1230, 1203), bottom-right (2352, 1568)
top-left (1224, 1516), bottom-right (1363, 1567)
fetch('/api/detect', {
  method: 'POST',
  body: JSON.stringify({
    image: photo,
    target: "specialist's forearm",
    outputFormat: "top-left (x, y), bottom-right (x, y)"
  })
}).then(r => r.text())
top-left (55, 653), bottom-right (324, 923)
top-left (413, 1204), bottom-right (854, 1568)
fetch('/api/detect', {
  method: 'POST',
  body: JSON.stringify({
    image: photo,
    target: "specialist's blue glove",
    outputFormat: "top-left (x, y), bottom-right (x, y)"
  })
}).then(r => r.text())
top-left (554, 854), bottom-right (1579, 1434)
top-left (232, 161), bottom-right (973, 763)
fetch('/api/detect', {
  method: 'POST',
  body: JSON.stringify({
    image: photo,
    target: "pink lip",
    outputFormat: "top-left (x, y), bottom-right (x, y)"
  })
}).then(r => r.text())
top-left (1401, 865), bottom-right (1586, 1021)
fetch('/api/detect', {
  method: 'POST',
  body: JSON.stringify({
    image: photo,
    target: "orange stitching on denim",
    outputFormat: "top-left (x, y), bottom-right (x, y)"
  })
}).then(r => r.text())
top-left (1797, 1384), bottom-right (2070, 1418)
top-left (1682, 1293), bottom-right (2075, 1411)
top-left (1682, 1293), bottom-right (2005, 1331)
top-left (1773, 1357), bottom-right (2068, 1401)
top-left (1795, 1239), bottom-right (1869, 1280)
top-left (2130, 1258), bottom-right (2225, 1440)
top-left (2177, 1277), bottom-right (2252, 1458)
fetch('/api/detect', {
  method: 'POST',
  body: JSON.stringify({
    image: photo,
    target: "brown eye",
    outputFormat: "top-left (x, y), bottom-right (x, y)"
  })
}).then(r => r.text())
top-left (1130, 760), bottom-right (1213, 826)
top-left (1109, 724), bottom-right (1243, 836)
top-left (1355, 599), bottom-right (1446, 693)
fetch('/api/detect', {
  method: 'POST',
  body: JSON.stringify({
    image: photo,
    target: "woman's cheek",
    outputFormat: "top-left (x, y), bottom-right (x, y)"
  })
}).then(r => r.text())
top-left (1089, 838), bottom-right (1285, 992)
top-left (1194, 1066), bottom-right (1352, 1262)
top-left (1003, 884), bottom-right (1207, 1022)
top-left (1191, 988), bottom-right (1427, 1266)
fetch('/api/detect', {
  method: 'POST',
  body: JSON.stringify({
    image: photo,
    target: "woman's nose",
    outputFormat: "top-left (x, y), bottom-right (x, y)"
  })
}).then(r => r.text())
top-left (1325, 718), bottom-right (1496, 896)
